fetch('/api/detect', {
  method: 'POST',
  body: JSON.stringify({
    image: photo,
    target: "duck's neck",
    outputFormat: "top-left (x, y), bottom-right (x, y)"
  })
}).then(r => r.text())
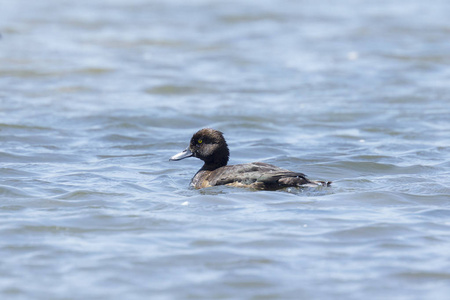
top-left (201, 145), bottom-right (229, 171)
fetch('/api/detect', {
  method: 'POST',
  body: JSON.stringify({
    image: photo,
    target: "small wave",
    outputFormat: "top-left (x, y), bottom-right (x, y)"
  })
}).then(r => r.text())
top-left (0, 185), bottom-right (35, 198)
top-left (56, 190), bottom-right (130, 201)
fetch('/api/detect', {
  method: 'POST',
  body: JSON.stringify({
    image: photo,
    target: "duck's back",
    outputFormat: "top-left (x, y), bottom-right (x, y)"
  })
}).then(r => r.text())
top-left (191, 162), bottom-right (326, 190)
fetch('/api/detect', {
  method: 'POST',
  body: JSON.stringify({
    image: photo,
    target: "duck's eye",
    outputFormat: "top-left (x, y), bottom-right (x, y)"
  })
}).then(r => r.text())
top-left (197, 139), bottom-right (202, 144)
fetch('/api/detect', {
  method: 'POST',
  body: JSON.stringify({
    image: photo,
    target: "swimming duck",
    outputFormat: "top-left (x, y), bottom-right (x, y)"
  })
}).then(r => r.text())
top-left (170, 128), bottom-right (331, 190)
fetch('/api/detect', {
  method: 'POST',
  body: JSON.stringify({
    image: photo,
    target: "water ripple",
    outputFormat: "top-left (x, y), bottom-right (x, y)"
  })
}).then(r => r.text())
top-left (1, 0), bottom-right (450, 299)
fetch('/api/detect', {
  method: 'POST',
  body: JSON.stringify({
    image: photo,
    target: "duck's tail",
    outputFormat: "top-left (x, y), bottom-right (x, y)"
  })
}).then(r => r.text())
top-left (275, 173), bottom-right (331, 188)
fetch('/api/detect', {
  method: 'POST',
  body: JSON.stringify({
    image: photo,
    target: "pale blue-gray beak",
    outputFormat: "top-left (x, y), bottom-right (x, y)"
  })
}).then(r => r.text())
top-left (170, 147), bottom-right (193, 161)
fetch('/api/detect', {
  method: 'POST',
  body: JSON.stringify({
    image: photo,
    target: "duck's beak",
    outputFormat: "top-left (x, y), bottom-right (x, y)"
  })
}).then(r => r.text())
top-left (169, 147), bottom-right (193, 161)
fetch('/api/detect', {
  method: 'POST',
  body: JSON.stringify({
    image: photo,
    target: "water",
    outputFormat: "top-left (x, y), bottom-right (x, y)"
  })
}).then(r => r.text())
top-left (1, 0), bottom-right (450, 299)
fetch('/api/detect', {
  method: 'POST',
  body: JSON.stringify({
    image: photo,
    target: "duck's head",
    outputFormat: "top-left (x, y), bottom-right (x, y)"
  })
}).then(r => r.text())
top-left (170, 128), bottom-right (229, 170)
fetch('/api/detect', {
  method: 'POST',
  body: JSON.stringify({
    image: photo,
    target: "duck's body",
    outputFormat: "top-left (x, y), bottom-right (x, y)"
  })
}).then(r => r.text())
top-left (191, 162), bottom-right (324, 189)
top-left (170, 128), bottom-right (330, 190)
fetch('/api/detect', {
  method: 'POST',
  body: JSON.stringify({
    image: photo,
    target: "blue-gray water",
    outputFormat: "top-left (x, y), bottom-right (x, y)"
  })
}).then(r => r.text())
top-left (1, 0), bottom-right (450, 299)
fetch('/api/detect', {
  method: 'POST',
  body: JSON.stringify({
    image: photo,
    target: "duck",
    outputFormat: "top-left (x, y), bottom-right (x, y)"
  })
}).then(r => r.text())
top-left (170, 128), bottom-right (331, 190)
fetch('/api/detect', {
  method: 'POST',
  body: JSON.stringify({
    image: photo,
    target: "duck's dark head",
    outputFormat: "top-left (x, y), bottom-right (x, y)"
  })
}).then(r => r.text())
top-left (170, 128), bottom-right (230, 170)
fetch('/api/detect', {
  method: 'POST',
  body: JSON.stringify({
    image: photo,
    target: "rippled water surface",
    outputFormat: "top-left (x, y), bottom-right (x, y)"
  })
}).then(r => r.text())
top-left (1, 0), bottom-right (450, 299)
